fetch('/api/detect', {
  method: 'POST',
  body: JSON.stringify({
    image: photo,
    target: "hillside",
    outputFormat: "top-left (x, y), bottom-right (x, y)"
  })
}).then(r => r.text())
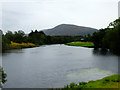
top-left (43, 24), bottom-right (98, 36)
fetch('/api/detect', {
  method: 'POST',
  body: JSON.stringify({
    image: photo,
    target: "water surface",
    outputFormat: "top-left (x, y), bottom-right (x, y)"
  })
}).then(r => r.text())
top-left (2, 44), bottom-right (118, 88)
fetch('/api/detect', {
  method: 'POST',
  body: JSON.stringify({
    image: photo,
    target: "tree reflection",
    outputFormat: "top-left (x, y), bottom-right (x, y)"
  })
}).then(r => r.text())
top-left (92, 48), bottom-right (110, 55)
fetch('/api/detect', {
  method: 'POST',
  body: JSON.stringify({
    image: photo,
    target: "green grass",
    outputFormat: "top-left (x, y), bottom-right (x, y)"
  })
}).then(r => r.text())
top-left (64, 74), bottom-right (120, 88)
top-left (65, 42), bottom-right (94, 48)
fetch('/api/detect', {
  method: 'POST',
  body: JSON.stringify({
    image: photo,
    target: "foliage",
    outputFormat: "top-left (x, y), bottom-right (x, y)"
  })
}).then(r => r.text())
top-left (0, 66), bottom-right (7, 88)
top-left (90, 18), bottom-right (120, 55)
top-left (91, 28), bottom-right (107, 48)
top-left (5, 30), bottom-right (25, 43)
top-left (2, 35), bottom-right (10, 51)
top-left (103, 21), bottom-right (120, 54)
top-left (28, 30), bottom-right (46, 44)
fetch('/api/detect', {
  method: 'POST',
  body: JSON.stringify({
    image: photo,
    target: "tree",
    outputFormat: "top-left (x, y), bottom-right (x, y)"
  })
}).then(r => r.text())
top-left (2, 35), bottom-right (10, 51)
top-left (91, 18), bottom-right (120, 54)
top-left (5, 31), bottom-right (14, 41)
top-left (28, 30), bottom-right (46, 45)
top-left (103, 18), bottom-right (120, 54)
top-left (14, 30), bottom-right (25, 43)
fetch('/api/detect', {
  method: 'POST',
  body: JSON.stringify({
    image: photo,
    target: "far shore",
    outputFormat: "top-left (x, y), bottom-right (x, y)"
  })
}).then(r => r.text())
top-left (65, 42), bottom-right (94, 48)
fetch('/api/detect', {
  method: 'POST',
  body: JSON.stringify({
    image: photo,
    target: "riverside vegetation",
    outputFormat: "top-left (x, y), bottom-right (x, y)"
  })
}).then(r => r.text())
top-left (64, 74), bottom-right (120, 88)
top-left (0, 66), bottom-right (7, 88)
top-left (9, 41), bottom-right (37, 49)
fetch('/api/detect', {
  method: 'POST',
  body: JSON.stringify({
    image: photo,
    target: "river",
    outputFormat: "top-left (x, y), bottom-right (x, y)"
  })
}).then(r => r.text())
top-left (2, 44), bottom-right (118, 88)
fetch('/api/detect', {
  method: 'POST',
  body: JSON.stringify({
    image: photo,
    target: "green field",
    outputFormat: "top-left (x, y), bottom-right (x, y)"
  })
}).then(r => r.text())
top-left (64, 74), bottom-right (120, 88)
top-left (65, 42), bottom-right (94, 47)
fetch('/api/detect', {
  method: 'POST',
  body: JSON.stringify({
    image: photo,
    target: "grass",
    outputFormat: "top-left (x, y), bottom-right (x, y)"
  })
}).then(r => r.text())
top-left (65, 42), bottom-right (94, 48)
top-left (64, 74), bottom-right (120, 88)
top-left (8, 41), bottom-right (38, 49)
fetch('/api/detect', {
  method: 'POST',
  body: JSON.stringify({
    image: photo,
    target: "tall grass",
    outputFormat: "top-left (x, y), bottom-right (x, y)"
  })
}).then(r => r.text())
top-left (9, 41), bottom-right (38, 49)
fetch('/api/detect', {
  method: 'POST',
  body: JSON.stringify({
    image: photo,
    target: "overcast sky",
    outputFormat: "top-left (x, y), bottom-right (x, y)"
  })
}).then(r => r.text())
top-left (0, 0), bottom-right (119, 34)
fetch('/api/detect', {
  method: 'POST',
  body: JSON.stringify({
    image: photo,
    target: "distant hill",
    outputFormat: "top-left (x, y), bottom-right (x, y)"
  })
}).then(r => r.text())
top-left (43, 24), bottom-right (98, 36)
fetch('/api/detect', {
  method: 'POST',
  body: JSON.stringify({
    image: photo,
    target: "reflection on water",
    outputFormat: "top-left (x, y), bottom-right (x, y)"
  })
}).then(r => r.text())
top-left (2, 44), bottom-right (118, 88)
top-left (93, 48), bottom-right (112, 55)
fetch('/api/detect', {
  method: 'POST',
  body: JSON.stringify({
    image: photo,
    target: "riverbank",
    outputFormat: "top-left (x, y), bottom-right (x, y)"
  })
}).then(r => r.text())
top-left (64, 74), bottom-right (120, 88)
top-left (65, 42), bottom-right (94, 48)
top-left (4, 41), bottom-right (39, 50)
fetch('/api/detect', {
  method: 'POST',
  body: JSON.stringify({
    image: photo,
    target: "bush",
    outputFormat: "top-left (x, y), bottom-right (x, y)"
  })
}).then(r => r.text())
top-left (70, 82), bottom-right (76, 88)
top-left (0, 66), bottom-right (7, 88)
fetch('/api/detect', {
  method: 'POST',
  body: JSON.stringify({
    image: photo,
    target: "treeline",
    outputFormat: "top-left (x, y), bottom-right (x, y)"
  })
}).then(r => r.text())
top-left (2, 18), bottom-right (120, 54)
top-left (87, 18), bottom-right (120, 55)
top-left (2, 30), bottom-right (83, 51)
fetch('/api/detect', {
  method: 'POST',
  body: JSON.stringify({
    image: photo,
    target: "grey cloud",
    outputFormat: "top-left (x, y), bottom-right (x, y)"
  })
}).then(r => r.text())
top-left (1, 1), bottom-right (118, 34)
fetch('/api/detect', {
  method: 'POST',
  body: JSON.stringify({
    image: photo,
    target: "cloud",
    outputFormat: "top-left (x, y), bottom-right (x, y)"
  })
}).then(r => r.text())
top-left (0, 0), bottom-right (119, 2)
top-left (1, 0), bottom-right (119, 33)
top-left (118, 1), bottom-right (120, 17)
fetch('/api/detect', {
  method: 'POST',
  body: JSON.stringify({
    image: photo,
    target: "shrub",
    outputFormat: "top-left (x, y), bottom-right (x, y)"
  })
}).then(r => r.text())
top-left (0, 66), bottom-right (7, 88)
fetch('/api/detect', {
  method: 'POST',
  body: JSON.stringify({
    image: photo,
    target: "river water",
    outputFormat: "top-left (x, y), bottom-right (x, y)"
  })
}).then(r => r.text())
top-left (2, 44), bottom-right (118, 88)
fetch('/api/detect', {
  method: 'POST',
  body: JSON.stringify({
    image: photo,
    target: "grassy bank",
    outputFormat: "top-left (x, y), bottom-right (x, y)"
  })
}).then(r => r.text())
top-left (65, 42), bottom-right (94, 48)
top-left (64, 74), bottom-right (120, 88)
top-left (6, 41), bottom-right (38, 50)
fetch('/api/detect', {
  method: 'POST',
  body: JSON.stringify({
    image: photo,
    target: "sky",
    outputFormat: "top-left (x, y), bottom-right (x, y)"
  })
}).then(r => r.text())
top-left (118, 1), bottom-right (120, 17)
top-left (0, 0), bottom-right (119, 34)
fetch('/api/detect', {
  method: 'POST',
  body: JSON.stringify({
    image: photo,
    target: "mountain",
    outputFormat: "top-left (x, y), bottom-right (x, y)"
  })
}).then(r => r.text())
top-left (43, 24), bottom-right (98, 36)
